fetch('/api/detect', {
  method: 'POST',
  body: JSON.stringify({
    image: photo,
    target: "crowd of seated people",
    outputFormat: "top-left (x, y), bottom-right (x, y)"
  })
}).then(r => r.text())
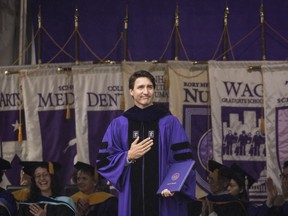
top-left (200, 160), bottom-right (253, 216)
top-left (0, 158), bottom-right (118, 216)
top-left (188, 159), bottom-right (288, 216)
top-left (1, 156), bottom-right (287, 216)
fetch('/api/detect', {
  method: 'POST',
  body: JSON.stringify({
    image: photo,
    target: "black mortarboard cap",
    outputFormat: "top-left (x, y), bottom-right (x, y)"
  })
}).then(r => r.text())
top-left (74, 161), bottom-right (100, 182)
top-left (20, 161), bottom-right (61, 176)
top-left (207, 160), bottom-right (225, 172)
top-left (0, 158), bottom-right (11, 171)
top-left (74, 161), bottom-right (95, 174)
top-left (219, 166), bottom-right (233, 179)
top-left (207, 160), bottom-right (232, 181)
top-left (229, 163), bottom-right (255, 189)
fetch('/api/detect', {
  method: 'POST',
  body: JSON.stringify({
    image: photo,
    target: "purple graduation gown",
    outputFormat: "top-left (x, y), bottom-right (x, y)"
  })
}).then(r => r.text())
top-left (97, 105), bottom-right (196, 216)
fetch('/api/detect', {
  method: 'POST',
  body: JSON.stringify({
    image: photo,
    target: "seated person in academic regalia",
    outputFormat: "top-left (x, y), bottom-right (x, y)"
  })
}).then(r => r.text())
top-left (71, 161), bottom-right (118, 216)
top-left (187, 160), bottom-right (226, 216)
top-left (17, 161), bottom-right (76, 216)
top-left (0, 158), bottom-right (17, 216)
top-left (201, 160), bottom-right (248, 216)
top-left (223, 163), bottom-right (255, 216)
top-left (252, 160), bottom-right (288, 216)
top-left (12, 165), bottom-right (32, 202)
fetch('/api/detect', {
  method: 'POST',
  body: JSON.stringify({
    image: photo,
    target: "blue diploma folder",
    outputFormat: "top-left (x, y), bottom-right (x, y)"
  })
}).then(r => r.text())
top-left (157, 160), bottom-right (195, 194)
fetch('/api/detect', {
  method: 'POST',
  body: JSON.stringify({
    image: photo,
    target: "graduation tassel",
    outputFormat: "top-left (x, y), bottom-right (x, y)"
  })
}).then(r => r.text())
top-left (260, 113), bottom-right (265, 134)
top-left (18, 124), bottom-right (23, 142)
top-left (48, 162), bottom-right (54, 174)
top-left (259, 68), bottom-right (265, 135)
top-left (164, 72), bottom-right (169, 90)
top-left (120, 95), bottom-right (125, 111)
top-left (66, 104), bottom-right (71, 119)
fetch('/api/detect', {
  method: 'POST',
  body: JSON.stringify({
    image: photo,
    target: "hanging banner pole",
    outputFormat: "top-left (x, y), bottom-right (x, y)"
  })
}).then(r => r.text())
top-left (223, 1), bottom-right (229, 60)
top-left (174, 5), bottom-right (179, 60)
top-left (19, 0), bottom-right (27, 65)
top-left (37, 5), bottom-right (42, 64)
top-left (260, 1), bottom-right (266, 60)
top-left (123, 5), bottom-right (129, 61)
top-left (74, 7), bottom-right (80, 65)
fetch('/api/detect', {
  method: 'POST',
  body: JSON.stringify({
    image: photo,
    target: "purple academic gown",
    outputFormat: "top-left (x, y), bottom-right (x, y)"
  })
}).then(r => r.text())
top-left (97, 105), bottom-right (196, 216)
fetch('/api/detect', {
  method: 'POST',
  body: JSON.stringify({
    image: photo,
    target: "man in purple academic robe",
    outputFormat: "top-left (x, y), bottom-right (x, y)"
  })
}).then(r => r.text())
top-left (97, 70), bottom-right (196, 216)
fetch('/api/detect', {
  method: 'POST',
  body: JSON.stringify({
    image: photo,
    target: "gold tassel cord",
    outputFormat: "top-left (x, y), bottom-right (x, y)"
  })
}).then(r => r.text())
top-left (260, 114), bottom-right (265, 134)
top-left (18, 125), bottom-right (23, 142)
top-left (120, 95), bottom-right (125, 111)
top-left (66, 104), bottom-right (71, 120)
top-left (164, 72), bottom-right (170, 90)
top-left (48, 162), bottom-right (54, 174)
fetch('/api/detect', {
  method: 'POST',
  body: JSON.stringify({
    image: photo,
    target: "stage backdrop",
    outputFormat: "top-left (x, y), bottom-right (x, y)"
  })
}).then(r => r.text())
top-left (1, 61), bottom-right (288, 202)
top-left (28, 0), bottom-right (288, 63)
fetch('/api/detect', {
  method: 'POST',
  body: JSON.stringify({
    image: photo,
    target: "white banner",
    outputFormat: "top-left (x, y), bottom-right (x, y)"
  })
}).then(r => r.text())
top-left (73, 64), bottom-right (123, 165)
top-left (168, 61), bottom-right (210, 197)
top-left (209, 61), bottom-right (267, 203)
top-left (0, 68), bottom-right (26, 186)
top-left (262, 63), bottom-right (288, 190)
top-left (21, 68), bottom-right (76, 185)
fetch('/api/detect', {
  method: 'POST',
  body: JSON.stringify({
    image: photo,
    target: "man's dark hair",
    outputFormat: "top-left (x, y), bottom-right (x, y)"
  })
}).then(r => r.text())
top-left (128, 70), bottom-right (156, 90)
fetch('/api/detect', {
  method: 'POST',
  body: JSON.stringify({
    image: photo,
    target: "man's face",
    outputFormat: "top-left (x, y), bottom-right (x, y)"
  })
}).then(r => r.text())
top-left (281, 167), bottom-right (288, 198)
top-left (130, 77), bottom-right (155, 109)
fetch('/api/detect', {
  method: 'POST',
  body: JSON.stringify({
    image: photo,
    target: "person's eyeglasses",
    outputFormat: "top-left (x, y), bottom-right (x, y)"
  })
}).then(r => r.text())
top-left (34, 173), bottom-right (50, 179)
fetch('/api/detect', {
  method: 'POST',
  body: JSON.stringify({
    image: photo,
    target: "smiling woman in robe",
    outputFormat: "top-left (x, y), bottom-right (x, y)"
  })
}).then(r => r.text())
top-left (17, 161), bottom-right (76, 216)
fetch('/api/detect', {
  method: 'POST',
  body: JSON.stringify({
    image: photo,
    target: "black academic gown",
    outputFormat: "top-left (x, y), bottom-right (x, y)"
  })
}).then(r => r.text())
top-left (207, 193), bottom-right (247, 216)
top-left (71, 191), bottom-right (118, 216)
top-left (17, 195), bottom-right (76, 216)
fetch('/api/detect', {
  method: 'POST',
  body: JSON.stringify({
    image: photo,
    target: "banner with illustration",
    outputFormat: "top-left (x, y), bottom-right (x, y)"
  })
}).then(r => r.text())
top-left (262, 63), bottom-right (288, 190)
top-left (168, 61), bottom-right (210, 197)
top-left (0, 67), bottom-right (29, 186)
top-left (1, 60), bottom-right (287, 197)
top-left (121, 61), bottom-right (169, 110)
top-left (208, 61), bottom-right (267, 203)
top-left (21, 68), bottom-right (77, 186)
